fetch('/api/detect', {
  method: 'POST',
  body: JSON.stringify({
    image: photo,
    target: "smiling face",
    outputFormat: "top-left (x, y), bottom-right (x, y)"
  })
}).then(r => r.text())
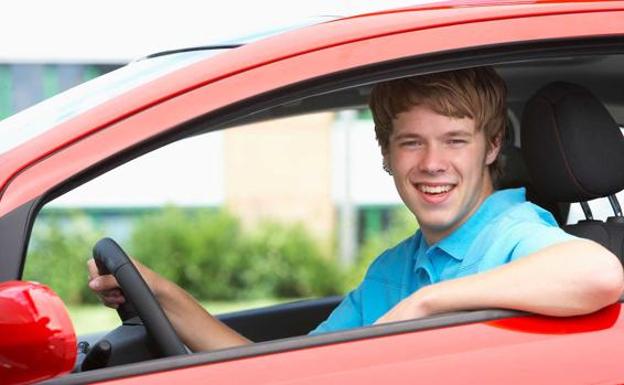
top-left (386, 104), bottom-right (500, 244)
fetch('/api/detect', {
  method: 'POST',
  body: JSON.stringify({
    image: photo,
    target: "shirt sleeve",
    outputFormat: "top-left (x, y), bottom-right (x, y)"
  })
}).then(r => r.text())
top-left (308, 285), bottom-right (363, 335)
top-left (309, 248), bottom-right (392, 335)
top-left (509, 221), bottom-right (578, 261)
top-left (309, 237), bottom-right (415, 335)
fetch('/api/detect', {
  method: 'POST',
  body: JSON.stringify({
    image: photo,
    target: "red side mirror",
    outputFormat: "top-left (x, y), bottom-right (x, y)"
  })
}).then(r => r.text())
top-left (0, 281), bottom-right (76, 385)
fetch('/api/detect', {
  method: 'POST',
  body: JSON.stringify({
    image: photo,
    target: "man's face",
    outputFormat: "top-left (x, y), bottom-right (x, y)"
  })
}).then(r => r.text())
top-left (386, 104), bottom-right (500, 244)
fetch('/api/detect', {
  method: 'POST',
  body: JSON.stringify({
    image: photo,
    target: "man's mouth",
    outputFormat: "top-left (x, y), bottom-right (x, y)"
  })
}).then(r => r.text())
top-left (416, 184), bottom-right (455, 195)
top-left (414, 183), bottom-right (456, 204)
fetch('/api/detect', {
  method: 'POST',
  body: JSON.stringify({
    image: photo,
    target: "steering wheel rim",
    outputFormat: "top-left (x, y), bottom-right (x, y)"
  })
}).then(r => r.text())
top-left (93, 237), bottom-right (187, 357)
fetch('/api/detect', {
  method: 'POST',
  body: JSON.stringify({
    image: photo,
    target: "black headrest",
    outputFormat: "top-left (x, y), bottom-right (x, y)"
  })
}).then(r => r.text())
top-left (521, 82), bottom-right (624, 202)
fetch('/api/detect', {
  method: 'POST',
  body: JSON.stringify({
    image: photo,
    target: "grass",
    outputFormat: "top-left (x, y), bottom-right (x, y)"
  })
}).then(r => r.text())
top-left (67, 298), bottom-right (292, 335)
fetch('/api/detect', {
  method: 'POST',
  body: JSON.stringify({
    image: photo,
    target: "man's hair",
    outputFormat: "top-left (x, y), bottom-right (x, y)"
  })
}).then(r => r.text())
top-left (369, 67), bottom-right (507, 181)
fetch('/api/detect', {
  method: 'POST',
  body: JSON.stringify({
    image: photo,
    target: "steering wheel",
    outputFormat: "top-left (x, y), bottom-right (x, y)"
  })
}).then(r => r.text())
top-left (91, 237), bottom-right (187, 359)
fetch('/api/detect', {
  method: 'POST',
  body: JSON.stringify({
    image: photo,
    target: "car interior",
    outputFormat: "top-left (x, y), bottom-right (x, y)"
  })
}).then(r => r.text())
top-left (216, 53), bottom-right (624, 339)
top-left (211, 52), bottom-right (624, 340)
top-left (35, 43), bottom-right (624, 383)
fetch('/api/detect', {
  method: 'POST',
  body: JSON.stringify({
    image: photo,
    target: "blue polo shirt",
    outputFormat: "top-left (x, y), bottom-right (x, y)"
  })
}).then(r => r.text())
top-left (310, 188), bottom-right (576, 334)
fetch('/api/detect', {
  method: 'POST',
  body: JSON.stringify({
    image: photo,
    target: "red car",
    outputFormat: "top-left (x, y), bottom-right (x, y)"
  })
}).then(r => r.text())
top-left (2, 1), bottom-right (624, 384)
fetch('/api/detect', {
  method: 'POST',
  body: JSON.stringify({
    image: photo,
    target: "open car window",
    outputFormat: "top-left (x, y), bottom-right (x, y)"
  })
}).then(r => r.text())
top-left (22, 104), bottom-right (416, 340)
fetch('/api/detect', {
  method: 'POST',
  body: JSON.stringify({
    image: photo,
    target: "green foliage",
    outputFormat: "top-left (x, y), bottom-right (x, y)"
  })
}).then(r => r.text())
top-left (128, 207), bottom-right (250, 300)
top-left (128, 207), bottom-right (345, 301)
top-left (347, 207), bottom-right (418, 288)
top-left (241, 221), bottom-right (346, 298)
top-left (24, 210), bottom-right (104, 304)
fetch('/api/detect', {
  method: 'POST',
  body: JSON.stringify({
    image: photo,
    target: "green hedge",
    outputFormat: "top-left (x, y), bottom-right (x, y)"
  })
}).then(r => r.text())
top-left (240, 221), bottom-right (347, 298)
top-left (24, 211), bottom-right (104, 304)
top-left (129, 208), bottom-right (346, 300)
top-left (128, 207), bottom-right (248, 300)
top-left (25, 207), bottom-right (346, 304)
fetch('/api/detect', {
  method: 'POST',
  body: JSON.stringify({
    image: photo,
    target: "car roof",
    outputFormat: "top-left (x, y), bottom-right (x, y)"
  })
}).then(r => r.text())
top-left (225, 54), bottom-right (624, 127)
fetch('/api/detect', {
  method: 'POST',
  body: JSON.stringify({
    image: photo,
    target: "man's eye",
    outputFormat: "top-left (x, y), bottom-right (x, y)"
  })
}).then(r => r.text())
top-left (400, 140), bottom-right (422, 147)
top-left (447, 139), bottom-right (467, 146)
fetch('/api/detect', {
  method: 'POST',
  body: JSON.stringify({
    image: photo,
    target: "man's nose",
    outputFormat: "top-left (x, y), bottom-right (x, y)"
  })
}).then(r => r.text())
top-left (419, 146), bottom-right (447, 174)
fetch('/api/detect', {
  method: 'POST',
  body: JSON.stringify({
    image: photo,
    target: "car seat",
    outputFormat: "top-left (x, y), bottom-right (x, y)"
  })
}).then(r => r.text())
top-left (521, 81), bottom-right (624, 261)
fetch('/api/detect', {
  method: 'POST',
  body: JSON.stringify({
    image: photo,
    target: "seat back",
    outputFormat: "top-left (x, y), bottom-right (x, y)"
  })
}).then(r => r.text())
top-left (521, 81), bottom-right (624, 261)
top-left (564, 220), bottom-right (624, 259)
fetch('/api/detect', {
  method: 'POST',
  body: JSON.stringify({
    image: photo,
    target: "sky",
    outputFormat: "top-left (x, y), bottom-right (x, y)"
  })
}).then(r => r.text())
top-left (2, 0), bottom-right (441, 63)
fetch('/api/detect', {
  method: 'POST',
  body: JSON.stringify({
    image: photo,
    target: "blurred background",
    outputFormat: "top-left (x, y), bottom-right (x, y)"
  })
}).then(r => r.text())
top-left (4, 0), bottom-right (440, 334)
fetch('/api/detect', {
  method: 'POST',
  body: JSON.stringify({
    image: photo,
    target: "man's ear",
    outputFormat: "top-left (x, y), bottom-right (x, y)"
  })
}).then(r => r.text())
top-left (485, 133), bottom-right (503, 165)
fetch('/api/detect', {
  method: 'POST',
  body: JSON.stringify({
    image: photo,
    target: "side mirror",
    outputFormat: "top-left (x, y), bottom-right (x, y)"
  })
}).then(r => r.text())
top-left (0, 281), bottom-right (76, 385)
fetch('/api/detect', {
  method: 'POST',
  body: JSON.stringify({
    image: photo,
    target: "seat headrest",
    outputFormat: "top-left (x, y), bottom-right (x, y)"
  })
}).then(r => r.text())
top-left (521, 82), bottom-right (624, 202)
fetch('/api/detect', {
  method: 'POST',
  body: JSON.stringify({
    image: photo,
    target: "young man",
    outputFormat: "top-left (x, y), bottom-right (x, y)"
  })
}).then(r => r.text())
top-left (88, 67), bottom-right (624, 350)
top-left (312, 67), bottom-right (623, 332)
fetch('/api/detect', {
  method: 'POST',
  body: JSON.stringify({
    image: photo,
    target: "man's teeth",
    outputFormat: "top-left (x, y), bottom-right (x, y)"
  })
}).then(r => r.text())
top-left (418, 185), bottom-right (453, 194)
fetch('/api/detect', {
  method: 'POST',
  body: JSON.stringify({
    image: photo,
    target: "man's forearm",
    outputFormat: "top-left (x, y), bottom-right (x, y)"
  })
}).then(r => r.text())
top-left (377, 239), bottom-right (624, 324)
top-left (155, 277), bottom-right (251, 352)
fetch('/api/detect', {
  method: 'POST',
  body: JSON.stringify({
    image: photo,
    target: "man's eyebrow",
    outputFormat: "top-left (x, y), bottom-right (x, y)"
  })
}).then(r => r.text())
top-left (392, 132), bottom-right (422, 140)
top-left (444, 130), bottom-right (473, 138)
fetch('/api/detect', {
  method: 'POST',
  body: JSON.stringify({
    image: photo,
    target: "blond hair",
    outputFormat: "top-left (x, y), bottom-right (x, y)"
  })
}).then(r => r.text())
top-left (369, 67), bottom-right (507, 180)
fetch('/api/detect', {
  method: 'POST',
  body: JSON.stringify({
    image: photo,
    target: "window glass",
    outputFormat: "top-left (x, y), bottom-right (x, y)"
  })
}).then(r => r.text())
top-left (0, 50), bottom-right (222, 155)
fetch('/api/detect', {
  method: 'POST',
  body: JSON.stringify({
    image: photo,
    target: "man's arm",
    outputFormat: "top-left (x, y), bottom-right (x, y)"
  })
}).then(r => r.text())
top-left (87, 258), bottom-right (250, 351)
top-left (375, 239), bottom-right (624, 324)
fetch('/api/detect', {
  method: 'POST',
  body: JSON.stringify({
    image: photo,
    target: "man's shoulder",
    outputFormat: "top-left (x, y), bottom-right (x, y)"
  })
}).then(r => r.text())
top-left (492, 199), bottom-right (559, 229)
top-left (475, 199), bottom-right (576, 263)
top-left (475, 201), bottom-right (565, 251)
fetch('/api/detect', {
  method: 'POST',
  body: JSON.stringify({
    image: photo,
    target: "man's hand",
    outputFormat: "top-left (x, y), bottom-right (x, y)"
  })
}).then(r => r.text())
top-left (87, 256), bottom-right (250, 351)
top-left (87, 257), bottom-right (160, 308)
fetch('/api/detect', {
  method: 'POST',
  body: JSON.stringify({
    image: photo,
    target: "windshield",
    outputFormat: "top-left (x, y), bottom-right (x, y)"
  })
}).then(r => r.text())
top-left (0, 49), bottom-right (225, 155)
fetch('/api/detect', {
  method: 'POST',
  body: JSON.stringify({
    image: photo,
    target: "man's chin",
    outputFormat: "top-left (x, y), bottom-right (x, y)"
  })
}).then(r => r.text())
top-left (419, 218), bottom-right (456, 242)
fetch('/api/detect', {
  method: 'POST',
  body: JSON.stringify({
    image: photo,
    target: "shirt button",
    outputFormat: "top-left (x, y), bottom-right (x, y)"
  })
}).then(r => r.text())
top-left (415, 267), bottom-right (432, 287)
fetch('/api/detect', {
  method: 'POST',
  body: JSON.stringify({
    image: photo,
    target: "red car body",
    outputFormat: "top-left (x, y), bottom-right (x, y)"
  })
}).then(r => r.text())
top-left (1, 1), bottom-right (624, 384)
top-left (96, 307), bottom-right (624, 385)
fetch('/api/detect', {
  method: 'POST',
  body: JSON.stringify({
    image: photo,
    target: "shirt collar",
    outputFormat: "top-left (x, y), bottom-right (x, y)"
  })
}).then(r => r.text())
top-left (433, 188), bottom-right (526, 260)
top-left (412, 232), bottom-right (436, 285)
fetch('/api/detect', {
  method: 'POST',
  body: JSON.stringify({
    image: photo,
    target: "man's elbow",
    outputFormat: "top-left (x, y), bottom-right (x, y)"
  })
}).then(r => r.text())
top-left (580, 248), bottom-right (624, 312)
